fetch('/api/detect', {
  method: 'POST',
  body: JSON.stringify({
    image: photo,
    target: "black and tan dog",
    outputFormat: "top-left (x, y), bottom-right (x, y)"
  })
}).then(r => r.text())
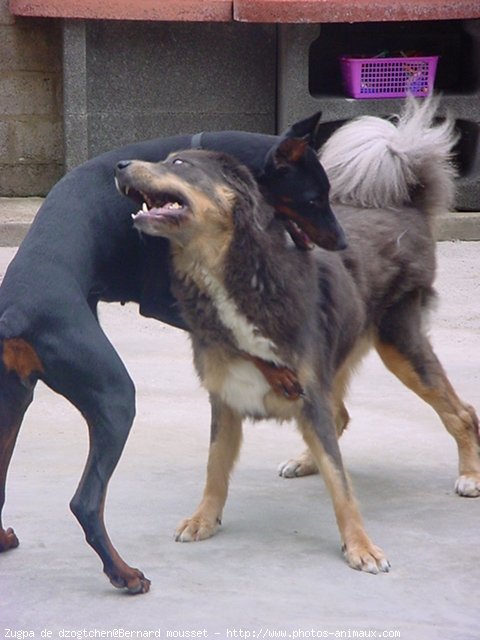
top-left (117, 98), bottom-right (480, 574)
top-left (0, 114), bottom-right (346, 594)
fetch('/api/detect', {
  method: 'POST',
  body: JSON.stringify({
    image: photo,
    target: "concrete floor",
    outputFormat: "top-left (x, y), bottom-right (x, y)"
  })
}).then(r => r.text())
top-left (0, 241), bottom-right (479, 640)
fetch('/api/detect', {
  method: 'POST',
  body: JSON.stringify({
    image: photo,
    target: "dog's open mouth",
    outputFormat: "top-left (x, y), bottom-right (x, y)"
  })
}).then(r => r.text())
top-left (283, 220), bottom-right (315, 251)
top-left (129, 191), bottom-right (190, 227)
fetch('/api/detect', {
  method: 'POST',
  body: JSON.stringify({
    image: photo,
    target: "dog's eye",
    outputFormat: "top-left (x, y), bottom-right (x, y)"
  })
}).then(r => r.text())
top-left (173, 158), bottom-right (185, 165)
top-left (308, 198), bottom-right (324, 207)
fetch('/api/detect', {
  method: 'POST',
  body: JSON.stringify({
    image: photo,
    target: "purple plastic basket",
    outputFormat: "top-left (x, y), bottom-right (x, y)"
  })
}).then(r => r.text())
top-left (340, 55), bottom-right (439, 99)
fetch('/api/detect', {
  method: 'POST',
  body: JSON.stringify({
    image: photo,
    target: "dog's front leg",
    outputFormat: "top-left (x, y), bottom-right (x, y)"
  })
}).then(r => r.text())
top-left (298, 392), bottom-right (390, 574)
top-left (175, 395), bottom-right (243, 542)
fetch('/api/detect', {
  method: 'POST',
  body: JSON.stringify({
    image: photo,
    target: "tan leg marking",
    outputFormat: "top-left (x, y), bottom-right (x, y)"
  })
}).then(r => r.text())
top-left (297, 416), bottom-right (389, 574)
top-left (3, 338), bottom-right (44, 379)
top-left (376, 341), bottom-right (480, 497)
top-left (278, 402), bottom-right (351, 478)
top-left (176, 402), bottom-right (243, 542)
top-left (278, 336), bottom-right (370, 479)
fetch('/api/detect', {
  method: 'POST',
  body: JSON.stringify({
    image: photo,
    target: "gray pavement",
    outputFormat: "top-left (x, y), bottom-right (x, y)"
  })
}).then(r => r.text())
top-left (0, 231), bottom-right (479, 639)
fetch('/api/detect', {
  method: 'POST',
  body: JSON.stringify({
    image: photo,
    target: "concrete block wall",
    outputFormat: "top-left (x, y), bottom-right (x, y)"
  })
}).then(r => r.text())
top-left (63, 20), bottom-right (276, 171)
top-left (0, 0), bottom-right (63, 196)
top-left (278, 20), bottom-right (480, 211)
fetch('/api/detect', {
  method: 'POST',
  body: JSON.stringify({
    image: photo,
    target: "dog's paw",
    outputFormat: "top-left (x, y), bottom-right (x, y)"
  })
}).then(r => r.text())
top-left (0, 527), bottom-right (20, 552)
top-left (342, 542), bottom-right (390, 575)
top-left (278, 453), bottom-right (318, 478)
top-left (455, 472), bottom-right (480, 497)
top-left (107, 567), bottom-right (151, 595)
top-left (175, 515), bottom-right (220, 542)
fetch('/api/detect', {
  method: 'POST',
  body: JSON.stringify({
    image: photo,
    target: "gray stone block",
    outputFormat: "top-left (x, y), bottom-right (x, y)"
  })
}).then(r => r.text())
top-left (63, 20), bottom-right (88, 171)
top-left (63, 21), bottom-right (87, 115)
top-left (0, 21), bottom-right (61, 72)
top-left (0, 0), bottom-right (15, 25)
top-left (0, 2), bottom-right (63, 195)
top-left (0, 120), bottom-right (10, 161)
top-left (64, 114), bottom-right (89, 172)
top-left (0, 163), bottom-right (63, 197)
top-left (85, 22), bottom-right (274, 112)
top-left (87, 112), bottom-right (275, 159)
top-left (63, 20), bottom-right (276, 169)
top-left (455, 176), bottom-right (480, 212)
top-left (12, 117), bottom-right (63, 163)
top-left (0, 73), bottom-right (60, 116)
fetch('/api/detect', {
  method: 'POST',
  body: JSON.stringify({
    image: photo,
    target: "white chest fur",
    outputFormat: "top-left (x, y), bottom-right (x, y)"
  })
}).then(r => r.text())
top-left (184, 263), bottom-right (294, 417)
top-left (199, 353), bottom-right (300, 421)
top-left (219, 359), bottom-right (271, 416)
top-left (197, 267), bottom-right (285, 366)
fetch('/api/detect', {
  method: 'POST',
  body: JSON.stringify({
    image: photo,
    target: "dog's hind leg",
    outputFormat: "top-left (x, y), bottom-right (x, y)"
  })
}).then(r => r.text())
top-left (175, 395), bottom-right (242, 542)
top-left (39, 312), bottom-right (150, 594)
top-left (298, 390), bottom-right (389, 573)
top-left (0, 361), bottom-right (35, 551)
top-left (278, 400), bottom-right (350, 478)
top-left (376, 293), bottom-right (480, 497)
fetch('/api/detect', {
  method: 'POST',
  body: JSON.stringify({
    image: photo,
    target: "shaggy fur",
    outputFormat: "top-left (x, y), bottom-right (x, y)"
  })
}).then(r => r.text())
top-left (119, 147), bottom-right (389, 572)
top-left (118, 97), bottom-right (480, 575)
top-left (321, 96), bottom-right (457, 212)
top-left (279, 99), bottom-right (480, 499)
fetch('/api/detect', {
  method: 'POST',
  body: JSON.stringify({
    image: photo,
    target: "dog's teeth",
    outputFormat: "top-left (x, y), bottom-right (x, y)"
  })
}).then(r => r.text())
top-left (142, 202), bottom-right (149, 212)
top-left (125, 186), bottom-right (130, 196)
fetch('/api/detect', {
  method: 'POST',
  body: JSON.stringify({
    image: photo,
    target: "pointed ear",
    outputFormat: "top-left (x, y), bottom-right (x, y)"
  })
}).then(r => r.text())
top-left (272, 138), bottom-right (308, 168)
top-left (280, 111), bottom-right (322, 147)
top-left (259, 135), bottom-right (311, 180)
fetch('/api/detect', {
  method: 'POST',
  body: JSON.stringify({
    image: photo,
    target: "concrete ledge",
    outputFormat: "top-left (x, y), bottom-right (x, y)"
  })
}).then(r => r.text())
top-left (8, 0), bottom-right (233, 22)
top-left (0, 197), bottom-right (42, 246)
top-left (0, 198), bottom-right (479, 247)
top-left (10, 0), bottom-right (480, 23)
top-left (435, 211), bottom-right (480, 242)
top-left (234, 0), bottom-right (480, 23)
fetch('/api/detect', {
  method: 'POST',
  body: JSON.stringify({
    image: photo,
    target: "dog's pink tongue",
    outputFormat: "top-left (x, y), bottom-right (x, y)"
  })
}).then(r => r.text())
top-left (148, 204), bottom-right (177, 216)
top-left (134, 202), bottom-right (183, 219)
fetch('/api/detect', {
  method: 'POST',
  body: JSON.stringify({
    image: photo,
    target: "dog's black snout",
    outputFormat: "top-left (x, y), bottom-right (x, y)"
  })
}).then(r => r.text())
top-left (116, 160), bottom-right (132, 171)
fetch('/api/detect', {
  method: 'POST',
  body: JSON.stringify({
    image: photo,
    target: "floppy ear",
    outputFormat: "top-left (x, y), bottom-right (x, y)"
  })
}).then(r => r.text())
top-left (271, 138), bottom-right (308, 168)
top-left (280, 111), bottom-right (322, 148)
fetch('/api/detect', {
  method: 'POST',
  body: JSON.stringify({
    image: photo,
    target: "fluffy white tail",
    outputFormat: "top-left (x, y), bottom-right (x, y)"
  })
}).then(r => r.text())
top-left (320, 96), bottom-right (459, 215)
